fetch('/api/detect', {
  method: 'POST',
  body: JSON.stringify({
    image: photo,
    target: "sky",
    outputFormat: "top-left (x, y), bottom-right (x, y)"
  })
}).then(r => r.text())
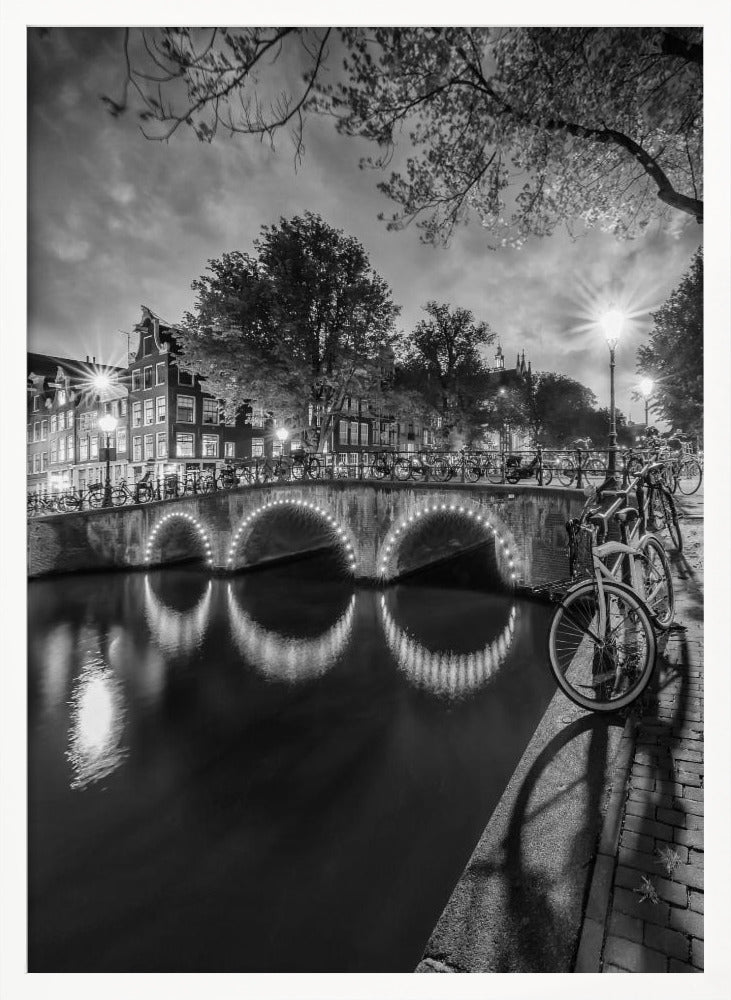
top-left (27, 26), bottom-right (703, 423)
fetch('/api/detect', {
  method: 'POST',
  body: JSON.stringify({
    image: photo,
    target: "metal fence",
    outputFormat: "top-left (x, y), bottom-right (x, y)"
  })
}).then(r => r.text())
top-left (26, 446), bottom-right (699, 517)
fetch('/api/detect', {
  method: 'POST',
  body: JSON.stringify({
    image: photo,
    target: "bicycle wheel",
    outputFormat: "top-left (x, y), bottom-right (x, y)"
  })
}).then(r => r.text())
top-left (558, 459), bottom-right (576, 487)
top-left (636, 534), bottom-right (675, 629)
top-left (676, 459), bottom-right (702, 496)
top-left (584, 457), bottom-right (606, 483)
top-left (464, 459), bottom-right (482, 483)
top-left (485, 459), bottom-right (504, 484)
top-left (111, 487), bottom-right (128, 507)
top-left (540, 466), bottom-right (553, 486)
top-left (651, 488), bottom-right (683, 553)
top-left (394, 458), bottom-right (412, 481)
top-left (428, 458), bottom-right (451, 483)
top-left (60, 492), bottom-right (82, 512)
top-left (87, 487), bottom-right (105, 508)
top-left (136, 483), bottom-right (154, 504)
top-left (548, 579), bottom-right (657, 713)
top-left (505, 467), bottom-right (521, 485)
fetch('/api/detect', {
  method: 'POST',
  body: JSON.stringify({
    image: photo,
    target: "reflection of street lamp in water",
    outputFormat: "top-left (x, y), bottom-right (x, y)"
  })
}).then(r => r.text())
top-left (98, 413), bottom-right (118, 506)
top-left (600, 308), bottom-right (624, 484)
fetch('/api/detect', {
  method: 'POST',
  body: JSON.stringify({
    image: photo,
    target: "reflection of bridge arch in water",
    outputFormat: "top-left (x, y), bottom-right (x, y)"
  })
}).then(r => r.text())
top-left (227, 583), bottom-right (355, 683)
top-left (143, 575), bottom-right (213, 655)
top-left (380, 594), bottom-right (517, 698)
top-left (227, 497), bottom-right (357, 572)
top-left (144, 512), bottom-right (214, 567)
top-left (378, 502), bottom-right (519, 585)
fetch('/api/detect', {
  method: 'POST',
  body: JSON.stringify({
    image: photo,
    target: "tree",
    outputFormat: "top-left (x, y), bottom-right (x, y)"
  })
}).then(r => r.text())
top-left (107, 27), bottom-right (702, 245)
top-left (515, 370), bottom-right (599, 445)
top-left (179, 213), bottom-right (400, 452)
top-left (636, 247), bottom-right (703, 437)
top-left (397, 301), bottom-right (495, 445)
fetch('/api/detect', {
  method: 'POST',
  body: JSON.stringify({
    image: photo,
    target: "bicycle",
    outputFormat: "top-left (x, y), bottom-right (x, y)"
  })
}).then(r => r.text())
top-left (366, 451), bottom-right (397, 480)
top-left (58, 482), bottom-right (106, 511)
top-left (636, 461), bottom-right (683, 553)
top-left (504, 451), bottom-right (553, 486)
top-left (111, 477), bottom-right (154, 506)
top-left (548, 500), bottom-right (660, 713)
top-left (290, 453), bottom-right (322, 481)
top-left (393, 452), bottom-right (451, 482)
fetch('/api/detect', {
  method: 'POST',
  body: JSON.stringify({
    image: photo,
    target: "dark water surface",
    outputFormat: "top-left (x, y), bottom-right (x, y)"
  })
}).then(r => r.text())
top-left (28, 555), bottom-right (557, 972)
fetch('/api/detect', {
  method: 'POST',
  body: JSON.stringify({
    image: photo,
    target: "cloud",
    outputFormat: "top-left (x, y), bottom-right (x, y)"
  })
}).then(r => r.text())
top-left (109, 182), bottom-right (136, 205)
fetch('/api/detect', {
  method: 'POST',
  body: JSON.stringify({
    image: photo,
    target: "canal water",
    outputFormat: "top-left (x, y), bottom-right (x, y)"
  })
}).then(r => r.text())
top-left (28, 552), bottom-right (558, 972)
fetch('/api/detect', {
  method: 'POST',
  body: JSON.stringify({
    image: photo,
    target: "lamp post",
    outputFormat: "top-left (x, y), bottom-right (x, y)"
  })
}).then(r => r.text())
top-left (639, 377), bottom-right (654, 427)
top-left (98, 413), bottom-right (118, 506)
top-left (600, 308), bottom-right (623, 485)
top-left (275, 426), bottom-right (289, 456)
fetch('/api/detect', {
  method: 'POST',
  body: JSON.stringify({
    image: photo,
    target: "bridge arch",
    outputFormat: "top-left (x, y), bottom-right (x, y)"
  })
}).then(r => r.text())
top-left (143, 575), bottom-right (213, 655)
top-left (226, 496), bottom-right (358, 573)
top-left (144, 511), bottom-right (214, 568)
top-left (378, 500), bottom-right (519, 588)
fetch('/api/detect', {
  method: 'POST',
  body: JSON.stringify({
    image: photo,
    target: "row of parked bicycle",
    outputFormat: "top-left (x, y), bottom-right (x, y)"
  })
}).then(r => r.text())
top-left (26, 446), bottom-right (702, 516)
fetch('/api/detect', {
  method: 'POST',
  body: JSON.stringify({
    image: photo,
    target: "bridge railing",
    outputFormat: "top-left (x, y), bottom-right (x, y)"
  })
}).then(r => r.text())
top-left (26, 447), bottom-right (656, 517)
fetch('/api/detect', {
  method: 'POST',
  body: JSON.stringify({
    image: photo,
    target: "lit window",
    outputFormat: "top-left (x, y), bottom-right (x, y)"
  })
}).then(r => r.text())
top-left (144, 399), bottom-right (155, 425)
top-left (67, 434), bottom-right (74, 459)
top-left (201, 434), bottom-right (219, 457)
top-left (132, 370), bottom-right (142, 391)
top-left (156, 432), bottom-right (167, 458)
top-left (359, 422), bottom-right (369, 446)
top-left (144, 366), bottom-right (153, 390)
top-left (133, 436), bottom-right (142, 461)
top-left (176, 395), bottom-right (195, 423)
top-left (131, 401), bottom-right (142, 427)
top-left (156, 396), bottom-right (166, 422)
top-left (42, 452), bottom-right (48, 471)
top-left (67, 411), bottom-right (74, 430)
top-left (90, 436), bottom-right (99, 460)
top-left (202, 398), bottom-right (219, 424)
top-left (144, 434), bottom-right (154, 459)
top-left (350, 420), bottom-right (358, 444)
top-left (58, 437), bottom-right (66, 462)
top-left (58, 411), bottom-right (66, 431)
top-left (58, 390), bottom-right (66, 406)
top-left (339, 421), bottom-right (348, 445)
top-left (224, 441), bottom-right (235, 458)
top-left (120, 399), bottom-right (128, 417)
top-left (41, 419), bottom-right (48, 440)
top-left (117, 428), bottom-right (127, 453)
top-left (156, 362), bottom-right (166, 385)
top-left (250, 406), bottom-right (264, 427)
top-left (272, 439), bottom-right (282, 456)
top-left (176, 433), bottom-right (194, 458)
top-left (80, 437), bottom-right (89, 462)
top-left (251, 438), bottom-right (264, 457)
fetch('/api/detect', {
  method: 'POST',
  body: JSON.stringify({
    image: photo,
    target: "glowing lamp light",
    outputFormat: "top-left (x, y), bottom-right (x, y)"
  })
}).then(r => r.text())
top-left (600, 308), bottom-right (624, 349)
top-left (639, 377), bottom-right (654, 398)
top-left (99, 413), bottom-right (118, 434)
top-left (91, 372), bottom-right (113, 394)
top-left (275, 427), bottom-right (289, 442)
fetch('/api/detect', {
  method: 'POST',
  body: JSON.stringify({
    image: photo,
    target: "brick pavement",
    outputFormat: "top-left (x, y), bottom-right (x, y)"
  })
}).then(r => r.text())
top-left (575, 505), bottom-right (703, 973)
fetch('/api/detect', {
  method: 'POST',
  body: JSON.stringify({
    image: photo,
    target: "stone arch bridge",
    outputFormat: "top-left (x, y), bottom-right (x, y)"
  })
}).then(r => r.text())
top-left (27, 481), bottom-right (585, 589)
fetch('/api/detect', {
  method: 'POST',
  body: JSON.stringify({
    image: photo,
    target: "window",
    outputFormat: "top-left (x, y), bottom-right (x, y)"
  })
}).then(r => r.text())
top-left (90, 435), bottom-right (99, 460)
top-left (42, 452), bottom-right (48, 471)
top-left (67, 434), bottom-right (74, 458)
top-left (156, 432), bottom-right (167, 458)
top-left (117, 427), bottom-right (127, 453)
top-left (58, 390), bottom-right (66, 406)
top-left (28, 456), bottom-right (34, 475)
top-left (156, 396), bottom-right (166, 422)
top-left (133, 436), bottom-right (143, 461)
top-left (50, 441), bottom-right (57, 464)
top-left (202, 398), bottom-right (219, 424)
top-left (58, 411), bottom-right (66, 431)
top-left (156, 362), bottom-right (166, 385)
top-left (33, 422), bottom-right (41, 443)
top-left (41, 419), bottom-right (48, 440)
top-left (33, 395), bottom-right (40, 412)
top-left (224, 441), bottom-right (235, 459)
top-left (202, 434), bottom-right (219, 457)
top-left (66, 410), bottom-right (74, 430)
top-left (176, 395), bottom-right (194, 423)
top-left (27, 426), bottom-right (33, 444)
top-left (80, 437), bottom-right (89, 462)
top-left (348, 451), bottom-right (359, 465)
top-left (144, 434), bottom-right (155, 459)
top-left (144, 366), bottom-right (153, 390)
top-left (359, 422), bottom-right (369, 446)
top-left (143, 334), bottom-right (153, 356)
top-left (50, 415), bottom-right (57, 434)
top-left (178, 369), bottom-right (193, 386)
top-left (120, 399), bottom-right (128, 417)
top-left (132, 401), bottom-right (142, 427)
top-left (132, 370), bottom-right (142, 391)
top-left (350, 421), bottom-right (358, 445)
top-left (58, 437), bottom-right (66, 462)
top-left (144, 399), bottom-right (154, 425)
top-left (251, 437), bottom-right (264, 457)
top-left (272, 439), bottom-right (282, 457)
top-left (339, 421), bottom-right (348, 444)
top-left (250, 405), bottom-right (264, 427)
top-left (176, 433), bottom-right (194, 458)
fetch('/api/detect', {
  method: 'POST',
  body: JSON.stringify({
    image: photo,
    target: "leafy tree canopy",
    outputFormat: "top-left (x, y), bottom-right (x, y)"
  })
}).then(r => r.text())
top-left (107, 26), bottom-right (702, 245)
top-left (636, 247), bottom-right (703, 437)
top-left (179, 212), bottom-right (400, 451)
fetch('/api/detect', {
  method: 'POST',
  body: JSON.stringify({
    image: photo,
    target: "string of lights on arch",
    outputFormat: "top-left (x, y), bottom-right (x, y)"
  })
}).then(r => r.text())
top-left (144, 512), bottom-right (213, 567)
top-left (227, 498), bottom-right (357, 570)
top-left (379, 502), bottom-right (517, 582)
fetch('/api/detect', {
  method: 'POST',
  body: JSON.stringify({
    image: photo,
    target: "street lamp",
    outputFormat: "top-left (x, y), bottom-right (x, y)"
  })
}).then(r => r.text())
top-left (600, 307), bottom-right (624, 484)
top-left (98, 413), bottom-right (118, 506)
top-left (639, 377), bottom-right (654, 426)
